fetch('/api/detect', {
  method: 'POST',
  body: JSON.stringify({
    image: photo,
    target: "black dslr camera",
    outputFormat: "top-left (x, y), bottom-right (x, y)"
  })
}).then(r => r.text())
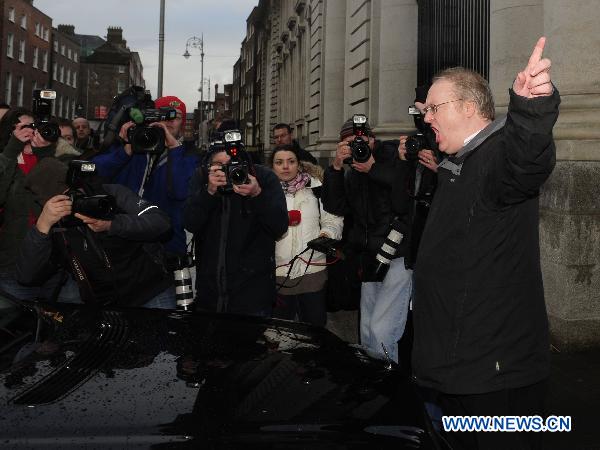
top-left (218, 130), bottom-right (250, 194)
top-left (65, 160), bottom-right (116, 221)
top-left (404, 105), bottom-right (438, 161)
top-left (127, 107), bottom-right (177, 154)
top-left (27, 90), bottom-right (60, 142)
top-left (343, 114), bottom-right (371, 164)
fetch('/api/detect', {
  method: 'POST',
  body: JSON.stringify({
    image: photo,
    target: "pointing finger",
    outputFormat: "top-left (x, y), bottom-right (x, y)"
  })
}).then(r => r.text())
top-left (527, 37), bottom-right (546, 74)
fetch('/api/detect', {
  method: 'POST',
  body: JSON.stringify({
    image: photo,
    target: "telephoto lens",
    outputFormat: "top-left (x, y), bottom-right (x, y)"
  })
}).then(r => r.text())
top-left (373, 219), bottom-right (404, 282)
top-left (174, 266), bottom-right (194, 311)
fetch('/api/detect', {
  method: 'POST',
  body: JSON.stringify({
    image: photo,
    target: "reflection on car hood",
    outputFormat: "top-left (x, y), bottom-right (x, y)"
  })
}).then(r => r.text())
top-left (0, 302), bottom-right (439, 449)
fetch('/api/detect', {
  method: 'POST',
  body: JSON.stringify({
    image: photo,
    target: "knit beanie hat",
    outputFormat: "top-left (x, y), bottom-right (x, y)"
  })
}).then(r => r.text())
top-left (155, 96), bottom-right (186, 128)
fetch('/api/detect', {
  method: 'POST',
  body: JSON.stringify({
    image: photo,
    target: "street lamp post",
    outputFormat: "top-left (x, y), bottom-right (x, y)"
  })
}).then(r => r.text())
top-left (85, 69), bottom-right (99, 119)
top-left (183, 35), bottom-right (204, 147)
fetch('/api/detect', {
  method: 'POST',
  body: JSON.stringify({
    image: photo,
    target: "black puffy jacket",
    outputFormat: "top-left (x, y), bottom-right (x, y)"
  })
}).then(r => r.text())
top-left (16, 184), bottom-right (172, 306)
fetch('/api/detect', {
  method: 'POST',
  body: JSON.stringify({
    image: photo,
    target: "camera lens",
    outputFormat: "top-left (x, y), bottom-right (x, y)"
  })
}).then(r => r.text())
top-left (405, 134), bottom-right (427, 161)
top-left (351, 138), bottom-right (371, 163)
top-left (229, 165), bottom-right (249, 185)
top-left (38, 123), bottom-right (60, 142)
top-left (129, 126), bottom-right (164, 153)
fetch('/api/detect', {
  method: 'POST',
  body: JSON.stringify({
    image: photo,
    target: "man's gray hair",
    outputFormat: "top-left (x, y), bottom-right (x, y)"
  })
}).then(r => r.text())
top-left (433, 67), bottom-right (495, 120)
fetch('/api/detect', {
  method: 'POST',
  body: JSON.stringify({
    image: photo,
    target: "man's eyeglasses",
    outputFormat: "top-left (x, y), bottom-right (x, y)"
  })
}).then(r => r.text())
top-left (421, 99), bottom-right (463, 116)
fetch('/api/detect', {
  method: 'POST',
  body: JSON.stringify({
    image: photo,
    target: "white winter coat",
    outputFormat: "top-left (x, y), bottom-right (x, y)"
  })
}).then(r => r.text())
top-left (275, 176), bottom-right (343, 280)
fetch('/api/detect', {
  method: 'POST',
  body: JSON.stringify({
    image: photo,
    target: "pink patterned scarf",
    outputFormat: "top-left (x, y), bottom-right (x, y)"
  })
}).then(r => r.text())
top-left (281, 171), bottom-right (310, 195)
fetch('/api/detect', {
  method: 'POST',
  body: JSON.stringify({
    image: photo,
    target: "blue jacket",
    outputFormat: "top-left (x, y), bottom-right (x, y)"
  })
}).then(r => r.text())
top-left (92, 144), bottom-right (200, 255)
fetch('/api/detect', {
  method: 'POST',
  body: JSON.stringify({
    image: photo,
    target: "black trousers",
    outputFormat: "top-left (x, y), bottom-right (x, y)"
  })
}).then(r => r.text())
top-left (438, 380), bottom-right (547, 450)
top-left (273, 289), bottom-right (327, 326)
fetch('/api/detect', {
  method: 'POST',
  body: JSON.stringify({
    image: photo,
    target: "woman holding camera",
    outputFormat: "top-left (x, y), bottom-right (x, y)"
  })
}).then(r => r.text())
top-left (271, 144), bottom-right (343, 326)
top-left (0, 108), bottom-right (78, 300)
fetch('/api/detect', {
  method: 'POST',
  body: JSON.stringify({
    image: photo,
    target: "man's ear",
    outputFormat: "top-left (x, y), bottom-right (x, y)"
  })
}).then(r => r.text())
top-left (463, 100), bottom-right (478, 118)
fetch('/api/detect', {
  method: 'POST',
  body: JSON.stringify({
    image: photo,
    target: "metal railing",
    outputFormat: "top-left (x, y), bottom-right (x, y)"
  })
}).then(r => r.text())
top-left (417, 0), bottom-right (490, 85)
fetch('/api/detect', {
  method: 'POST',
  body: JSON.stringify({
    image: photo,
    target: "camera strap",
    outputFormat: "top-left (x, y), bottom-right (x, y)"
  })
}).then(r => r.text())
top-left (215, 196), bottom-right (231, 313)
top-left (57, 230), bottom-right (98, 305)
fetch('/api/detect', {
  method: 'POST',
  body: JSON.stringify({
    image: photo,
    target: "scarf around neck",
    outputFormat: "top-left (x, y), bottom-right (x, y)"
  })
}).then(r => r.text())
top-left (280, 171), bottom-right (310, 195)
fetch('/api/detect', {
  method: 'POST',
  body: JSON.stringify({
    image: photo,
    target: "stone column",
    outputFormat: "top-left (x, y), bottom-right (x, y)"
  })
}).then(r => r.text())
top-left (538, 0), bottom-right (600, 350)
top-left (313, 0), bottom-right (346, 159)
top-left (490, 0), bottom-right (600, 350)
top-left (369, 0), bottom-right (419, 140)
top-left (489, 0), bottom-right (543, 107)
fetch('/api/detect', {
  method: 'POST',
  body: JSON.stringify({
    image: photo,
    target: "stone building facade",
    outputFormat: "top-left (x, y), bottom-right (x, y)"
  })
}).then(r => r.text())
top-left (0, 0), bottom-right (51, 108)
top-left (49, 24), bottom-right (80, 119)
top-left (234, 0), bottom-right (599, 350)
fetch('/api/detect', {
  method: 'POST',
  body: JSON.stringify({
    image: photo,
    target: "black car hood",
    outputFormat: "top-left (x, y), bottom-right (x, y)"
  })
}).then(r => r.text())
top-left (0, 302), bottom-right (440, 449)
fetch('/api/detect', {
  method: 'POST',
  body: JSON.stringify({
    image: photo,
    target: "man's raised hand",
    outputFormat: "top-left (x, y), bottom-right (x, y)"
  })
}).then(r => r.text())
top-left (513, 37), bottom-right (553, 98)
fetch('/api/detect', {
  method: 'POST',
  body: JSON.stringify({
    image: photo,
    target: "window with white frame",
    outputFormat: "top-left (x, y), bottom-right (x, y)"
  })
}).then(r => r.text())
top-left (58, 96), bottom-right (63, 118)
top-left (53, 40), bottom-right (58, 52)
top-left (68, 48), bottom-right (72, 60)
top-left (118, 65), bottom-right (126, 74)
top-left (6, 34), bottom-right (14, 58)
top-left (17, 76), bottom-right (24, 106)
top-left (42, 51), bottom-right (48, 72)
top-left (32, 47), bottom-right (39, 68)
top-left (35, 23), bottom-right (40, 36)
top-left (8, 7), bottom-right (15, 22)
top-left (72, 71), bottom-right (77, 88)
top-left (73, 52), bottom-right (78, 62)
top-left (117, 79), bottom-right (125, 93)
top-left (66, 68), bottom-right (71, 86)
top-left (53, 62), bottom-right (57, 80)
top-left (20, 15), bottom-right (27, 29)
top-left (18, 40), bottom-right (25, 63)
top-left (59, 65), bottom-right (64, 83)
top-left (43, 28), bottom-right (49, 41)
top-left (60, 44), bottom-right (65, 56)
top-left (5, 73), bottom-right (12, 103)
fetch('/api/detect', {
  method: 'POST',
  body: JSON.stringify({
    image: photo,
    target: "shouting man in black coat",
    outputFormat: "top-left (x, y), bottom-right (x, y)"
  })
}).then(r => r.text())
top-left (412, 37), bottom-right (559, 450)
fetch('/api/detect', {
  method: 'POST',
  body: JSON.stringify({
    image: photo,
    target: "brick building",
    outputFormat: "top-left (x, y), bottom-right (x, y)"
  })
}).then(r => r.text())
top-left (0, 0), bottom-right (51, 108)
top-left (213, 83), bottom-right (232, 122)
top-left (79, 26), bottom-right (145, 121)
top-left (49, 24), bottom-right (79, 119)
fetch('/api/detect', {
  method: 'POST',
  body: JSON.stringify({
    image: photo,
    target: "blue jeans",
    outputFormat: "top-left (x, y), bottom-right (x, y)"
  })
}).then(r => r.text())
top-left (0, 271), bottom-right (64, 301)
top-left (360, 257), bottom-right (412, 363)
top-left (142, 286), bottom-right (176, 309)
top-left (59, 283), bottom-right (176, 309)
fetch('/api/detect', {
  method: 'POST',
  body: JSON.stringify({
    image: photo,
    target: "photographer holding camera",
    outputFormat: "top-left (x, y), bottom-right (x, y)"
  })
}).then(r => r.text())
top-left (397, 85), bottom-right (441, 270)
top-left (0, 93), bottom-right (80, 300)
top-left (321, 116), bottom-right (412, 363)
top-left (16, 159), bottom-right (174, 308)
top-left (184, 129), bottom-right (288, 317)
top-left (92, 94), bottom-right (200, 306)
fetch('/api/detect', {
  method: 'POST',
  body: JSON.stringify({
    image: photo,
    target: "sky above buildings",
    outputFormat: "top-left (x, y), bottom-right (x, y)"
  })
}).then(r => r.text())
top-left (34, 0), bottom-right (258, 110)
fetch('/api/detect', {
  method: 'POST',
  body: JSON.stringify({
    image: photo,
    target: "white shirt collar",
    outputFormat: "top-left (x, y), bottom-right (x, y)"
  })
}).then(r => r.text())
top-left (464, 129), bottom-right (484, 146)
